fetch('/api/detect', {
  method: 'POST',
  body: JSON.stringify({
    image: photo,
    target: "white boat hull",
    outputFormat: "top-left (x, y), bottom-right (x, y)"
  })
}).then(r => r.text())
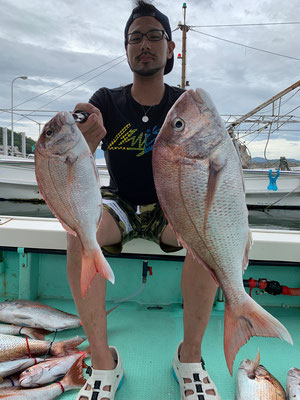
top-left (243, 169), bottom-right (300, 207)
top-left (0, 159), bottom-right (299, 207)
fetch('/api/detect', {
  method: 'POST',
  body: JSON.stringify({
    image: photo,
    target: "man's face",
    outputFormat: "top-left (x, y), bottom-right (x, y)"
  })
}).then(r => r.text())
top-left (126, 16), bottom-right (174, 77)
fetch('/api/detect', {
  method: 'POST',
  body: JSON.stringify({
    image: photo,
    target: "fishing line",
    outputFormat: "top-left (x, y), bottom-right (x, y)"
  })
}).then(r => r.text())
top-left (191, 22), bottom-right (300, 28)
top-left (190, 28), bottom-right (300, 61)
top-left (7, 57), bottom-right (127, 129)
top-left (0, 54), bottom-right (126, 117)
top-left (44, 329), bottom-right (58, 358)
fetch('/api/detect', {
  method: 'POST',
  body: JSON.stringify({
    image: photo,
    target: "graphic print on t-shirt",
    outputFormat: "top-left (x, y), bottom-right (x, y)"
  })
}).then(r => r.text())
top-left (107, 122), bottom-right (160, 157)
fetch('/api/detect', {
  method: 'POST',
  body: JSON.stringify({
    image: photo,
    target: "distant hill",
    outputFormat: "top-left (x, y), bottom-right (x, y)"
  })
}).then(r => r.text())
top-left (0, 127), bottom-right (36, 154)
top-left (251, 157), bottom-right (300, 163)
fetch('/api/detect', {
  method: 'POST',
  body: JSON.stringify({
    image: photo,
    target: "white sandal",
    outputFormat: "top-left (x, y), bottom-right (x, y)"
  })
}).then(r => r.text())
top-left (172, 342), bottom-right (221, 400)
top-left (76, 346), bottom-right (124, 400)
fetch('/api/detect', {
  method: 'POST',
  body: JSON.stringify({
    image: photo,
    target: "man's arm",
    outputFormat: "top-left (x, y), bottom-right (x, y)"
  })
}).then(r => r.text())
top-left (73, 103), bottom-right (106, 154)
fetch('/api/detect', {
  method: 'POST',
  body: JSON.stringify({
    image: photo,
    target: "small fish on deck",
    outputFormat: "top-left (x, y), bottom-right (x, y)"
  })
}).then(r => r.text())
top-left (0, 358), bottom-right (48, 379)
top-left (19, 347), bottom-right (90, 387)
top-left (0, 334), bottom-right (85, 362)
top-left (0, 300), bottom-right (81, 331)
top-left (0, 356), bottom-right (86, 399)
top-left (0, 324), bottom-right (51, 340)
top-left (0, 300), bottom-right (119, 332)
top-left (286, 367), bottom-right (300, 400)
top-left (0, 374), bottom-right (20, 388)
top-left (236, 351), bottom-right (286, 399)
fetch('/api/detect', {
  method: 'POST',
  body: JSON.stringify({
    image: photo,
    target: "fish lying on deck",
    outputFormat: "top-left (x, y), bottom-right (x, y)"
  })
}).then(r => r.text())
top-left (0, 334), bottom-right (85, 362)
top-left (34, 111), bottom-right (114, 296)
top-left (19, 347), bottom-right (90, 387)
top-left (152, 88), bottom-right (292, 374)
top-left (0, 300), bottom-right (80, 331)
top-left (0, 356), bottom-right (86, 399)
top-left (0, 374), bottom-right (20, 388)
top-left (286, 367), bottom-right (300, 399)
top-left (0, 300), bottom-right (119, 331)
top-left (0, 324), bottom-right (50, 340)
top-left (236, 351), bottom-right (286, 399)
top-left (0, 358), bottom-right (48, 379)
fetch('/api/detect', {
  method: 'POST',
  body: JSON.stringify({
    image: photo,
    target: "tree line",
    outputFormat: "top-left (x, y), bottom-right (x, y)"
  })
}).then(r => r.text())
top-left (0, 127), bottom-right (36, 154)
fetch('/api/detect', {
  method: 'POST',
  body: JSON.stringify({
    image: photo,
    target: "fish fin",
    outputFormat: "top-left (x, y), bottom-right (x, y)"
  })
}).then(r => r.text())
top-left (204, 153), bottom-right (226, 232)
top-left (224, 294), bottom-right (293, 375)
top-left (186, 248), bottom-right (219, 285)
top-left (171, 225), bottom-right (219, 287)
top-left (242, 230), bottom-right (253, 273)
top-left (60, 356), bottom-right (86, 390)
top-left (80, 248), bottom-right (115, 297)
top-left (61, 221), bottom-right (77, 237)
top-left (51, 336), bottom-right (86, 357)
top-left (253, 349), bottom-right (260, 370)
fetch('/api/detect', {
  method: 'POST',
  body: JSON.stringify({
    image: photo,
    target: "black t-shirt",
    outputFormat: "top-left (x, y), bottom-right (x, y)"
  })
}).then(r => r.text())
top-left (89, 83), bottom-right (185, 205)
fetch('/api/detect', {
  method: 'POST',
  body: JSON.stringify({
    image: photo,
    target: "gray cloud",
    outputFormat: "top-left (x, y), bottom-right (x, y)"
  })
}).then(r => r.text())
top-left (0, 0), bottom-right (299, 158)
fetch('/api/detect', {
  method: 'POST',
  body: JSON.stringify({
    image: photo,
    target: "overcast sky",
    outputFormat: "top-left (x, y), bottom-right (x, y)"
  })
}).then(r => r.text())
top-left (0, 0), bottom-right (299, 159)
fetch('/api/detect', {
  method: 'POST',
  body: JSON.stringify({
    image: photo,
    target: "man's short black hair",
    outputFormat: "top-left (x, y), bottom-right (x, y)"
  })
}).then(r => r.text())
top-left (124, 0), bottom-right (174, 75)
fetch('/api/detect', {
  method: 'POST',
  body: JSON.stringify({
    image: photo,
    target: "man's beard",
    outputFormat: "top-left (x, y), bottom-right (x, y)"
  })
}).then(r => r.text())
top-left (133, 66), bottom-right (162, 76)
top-left (128, 60), bottom-right (164, 76)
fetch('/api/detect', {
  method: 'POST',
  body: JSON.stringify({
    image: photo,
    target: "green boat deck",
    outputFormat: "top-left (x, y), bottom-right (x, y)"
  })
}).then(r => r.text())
top-left (0, 246), bottom-right (299, 399)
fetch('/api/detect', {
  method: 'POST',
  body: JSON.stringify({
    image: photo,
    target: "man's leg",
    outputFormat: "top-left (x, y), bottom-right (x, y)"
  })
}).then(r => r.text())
top-left (161, 225), bottom-right (218, 396)
top-left (67, 210), bottom-right (122, 399)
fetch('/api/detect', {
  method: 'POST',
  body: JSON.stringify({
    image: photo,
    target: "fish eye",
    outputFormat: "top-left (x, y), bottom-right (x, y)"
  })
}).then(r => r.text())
top-left (45, 129), bottom-right (53, 137)
top-left (172, 117), bottom-right (185, 131)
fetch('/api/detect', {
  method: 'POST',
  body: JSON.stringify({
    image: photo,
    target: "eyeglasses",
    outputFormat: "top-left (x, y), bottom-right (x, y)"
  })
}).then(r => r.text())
top-left (127, 29), bottom-right (169, 44)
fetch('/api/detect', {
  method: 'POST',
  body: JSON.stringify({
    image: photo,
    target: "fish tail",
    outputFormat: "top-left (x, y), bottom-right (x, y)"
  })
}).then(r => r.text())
top-left (81, 248), bottom-right (115, 297)
top-left (60, 356), bottom-right (86, 390)
top-left (224, 294), bottom-right (293, 375)
top-left (51, 336), bottom-right (86, 357)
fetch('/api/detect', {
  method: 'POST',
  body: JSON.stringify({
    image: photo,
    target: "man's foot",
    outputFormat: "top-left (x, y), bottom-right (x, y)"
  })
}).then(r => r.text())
top-left (76, 347), bottom-right (124, 400)
top-left (172, 342), bottom-right (221, 399)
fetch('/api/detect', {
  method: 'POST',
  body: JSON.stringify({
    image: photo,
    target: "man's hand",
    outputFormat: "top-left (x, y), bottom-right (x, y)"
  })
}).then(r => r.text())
top-left (73, 103), bottom-right (106, 154)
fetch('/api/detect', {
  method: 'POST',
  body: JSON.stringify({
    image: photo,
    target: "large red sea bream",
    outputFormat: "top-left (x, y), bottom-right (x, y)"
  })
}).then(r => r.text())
top-left (35, 111), bottom-right (114, 297)
top-left (152, 88), bottom-right (292, 374)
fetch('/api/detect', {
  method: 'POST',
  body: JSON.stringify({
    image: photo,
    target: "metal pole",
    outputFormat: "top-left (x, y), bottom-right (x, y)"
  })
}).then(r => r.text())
top-left (179, 3), bottom-right (190, 89)
top-left (3, 128), bottom-right (8, 156)
top-left (228, 80), bottom-right (300, 129)
top-left (181, 3), bottom-right (187, 89)
top-left (10, 76), bottom-right (28, 156)
top-left (21, 132), bottom-right (26, 158)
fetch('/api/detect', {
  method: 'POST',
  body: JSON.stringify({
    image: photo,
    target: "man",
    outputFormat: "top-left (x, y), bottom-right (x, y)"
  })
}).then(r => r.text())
top-left (68, 1), bottom-right (221, 399)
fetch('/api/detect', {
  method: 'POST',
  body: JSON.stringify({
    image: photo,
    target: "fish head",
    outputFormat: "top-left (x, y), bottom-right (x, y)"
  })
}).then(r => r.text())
top-left (288, 367), bottom-right (300, 382)
top-left (156, 88), bottom-right (226, 160)
top-left (19, 365), bottom-right (43, 387)
top-left (238, 350), bottom-right (261, 379)
top-left (238, 358), bottom-right (258, 379)
top-left (35, 112), bottom-right (81, 159)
